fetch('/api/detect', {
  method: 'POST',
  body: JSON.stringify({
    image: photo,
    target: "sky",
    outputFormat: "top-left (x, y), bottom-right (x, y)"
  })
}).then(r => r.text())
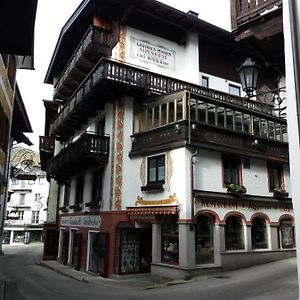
top-left (16, 0), bottom-right (230, 150)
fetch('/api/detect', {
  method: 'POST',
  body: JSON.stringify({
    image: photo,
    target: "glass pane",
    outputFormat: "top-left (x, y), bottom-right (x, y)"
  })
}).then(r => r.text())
top-left (268, 121), bottom-right (275, 139)
top-left (190, 98), bottom-right (197, 121)
top-left (235, 111), bottom-right (242, 132)
top-left (275, 123), bottom-right (282, 141)
top-left (226, 109), bottom-right (234, 130)
top-left (251, 218), bottom-right (267, 249)
top-left (157, 156), bottom-right (165, 181)
top-left (161, 104), bottom-right (167, 126)
top-left (207, 103), bottom-right (216, 125)
top-left (281, 220), bottom-right (294, 249)
top-left (121, 231), bottom-right (140, 273)
top-left (217, 107), bottom-right (225, 128)
top-left (146, 110), bottom-right (153, 130)
top-left (243, 114), bottom-right (250, 133)
top-left (225, 216), bottom-right (244, 250)
top-left (153, 106), bottom-right (159, 128)
top-left (229, 84), bottom-right (241, 96)
top-left (176, 99), bottom-right (183, 121)
top-left (260, 119), bottom-right (268, 138)
top-left (202, 76), bottom-right (209, 87)
top-left (253, 117), bottom-right (260, 136)
top-left (169, 101), bottom-right (175, 123)
top-left (198, 101), bottom-right (207, 123)
top-left (282, 124), bottom-right (288, 142)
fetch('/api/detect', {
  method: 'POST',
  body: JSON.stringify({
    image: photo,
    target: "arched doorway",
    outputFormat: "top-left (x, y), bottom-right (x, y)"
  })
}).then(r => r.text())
top-left (195, 215), bottom-right (214, 264)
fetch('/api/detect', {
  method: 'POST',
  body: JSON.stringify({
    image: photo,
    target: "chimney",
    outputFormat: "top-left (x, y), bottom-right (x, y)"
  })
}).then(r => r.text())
top-left (187, 10), bottom-right (199, 18)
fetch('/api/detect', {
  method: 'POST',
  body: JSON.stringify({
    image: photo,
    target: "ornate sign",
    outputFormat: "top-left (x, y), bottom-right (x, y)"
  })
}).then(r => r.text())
top-left (130, 38), bottom-right (175, 69)
top-left (60, 215), bottom-right (101, 228)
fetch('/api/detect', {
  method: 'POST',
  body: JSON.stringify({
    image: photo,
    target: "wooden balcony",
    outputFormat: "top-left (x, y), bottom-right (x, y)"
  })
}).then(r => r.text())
top-left (50, 58), bottom-right (281, 140)
top-left (47, 133), bottom-right (109, 180)
top-left (231, 0), bottom-right (282, 31)
top-left (39, 136), bottom-right (55, 172)
top-left (53, 26), bottom-right (115, 101)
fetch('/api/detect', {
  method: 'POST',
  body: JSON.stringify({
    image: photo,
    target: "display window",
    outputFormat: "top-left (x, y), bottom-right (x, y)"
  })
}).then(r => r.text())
top-left (161, 215), bottom-right (179, 264)
top-left (280, 218), bottom-right (295, 249)
top-left (225, 216), bottom-right (245, 250)
top-left (251, 217), bottom-right (268, 249)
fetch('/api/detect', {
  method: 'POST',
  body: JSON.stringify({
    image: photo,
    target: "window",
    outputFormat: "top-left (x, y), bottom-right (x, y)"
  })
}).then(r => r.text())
top-left (19, 193), bottom-right (26, 206)
top-left (201, 76), bottom-right (209, 88)
top-left (35, 193), bottom-right (41, 202)
top-left (64, 182), bottom-right (71, 206)
top-left (162, 215), bottom-right (179, 264)
top-left (31, 211), bottom-right (40, 224)
top-left (229, 84), bottom-right (241, 96)
top-left (38, 177), bottom-right (45, 185)
top-left (251, 217), bottom-right (268, 249)
top-left (21, 180), bottom-right (27, 189)
top-left (223, 156), bottom-right (241, 186)
top-left (28, 180), bottom-right (35, 185)
top-left (268, 163), bottom-right (283, 192)
top-left (18, 211), bottom-right (24, 220)
top-left (225, 216), bottom-right (245, 250)
top-left (280, 218), bottom-right (295, 249)
top-left (75, 175), bottom-right (84, 205)
top-left (148, 155), bottom-right (165, 184)
top-left (92, 168), bottom-right (103, 202)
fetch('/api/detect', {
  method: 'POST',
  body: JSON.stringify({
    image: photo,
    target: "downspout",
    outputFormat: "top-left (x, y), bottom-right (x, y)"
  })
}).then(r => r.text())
top-left (190, 149), bottom-right (198, 231)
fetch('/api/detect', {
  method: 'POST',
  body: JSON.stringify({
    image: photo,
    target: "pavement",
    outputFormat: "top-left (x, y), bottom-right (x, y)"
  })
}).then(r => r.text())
top-left (36, 257), bottom-right (189, 289)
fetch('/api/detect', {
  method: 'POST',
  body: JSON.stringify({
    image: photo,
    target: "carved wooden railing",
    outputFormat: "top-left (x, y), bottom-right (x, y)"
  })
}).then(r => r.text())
top-left (47, 133), bottom-right (109, 178)
top-left (50, 58), bottom-right (280, 138)
top-left (53, 25), bottom-right (114, 100)
top-left (231, 0), bottom-right (282, 30)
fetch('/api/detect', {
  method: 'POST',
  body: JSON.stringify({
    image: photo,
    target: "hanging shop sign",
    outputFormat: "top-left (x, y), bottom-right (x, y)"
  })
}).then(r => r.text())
top-left (130, 37), bottom-right (175, 69)
top-left (60, 215), bottom-right (101, 228)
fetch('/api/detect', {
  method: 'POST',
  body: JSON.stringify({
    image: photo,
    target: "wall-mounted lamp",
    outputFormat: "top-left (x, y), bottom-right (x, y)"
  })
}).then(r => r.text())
top-left (191, 124), bottom-right (197, 130)
top-left (131, 136), bottom-right (136, 143)
top-left (175, 124), bottom-right (181, 134)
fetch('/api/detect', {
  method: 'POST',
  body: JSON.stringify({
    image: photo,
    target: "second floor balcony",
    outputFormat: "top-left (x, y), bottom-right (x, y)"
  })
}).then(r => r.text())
top-left (39, 136), bottom-right (55, 172)
top-left (50, 58), bottom-right (282, 141)
top-left (130, 90), bottom-right (288, 162)
top-left (47, 132), bottom-right (109, 180)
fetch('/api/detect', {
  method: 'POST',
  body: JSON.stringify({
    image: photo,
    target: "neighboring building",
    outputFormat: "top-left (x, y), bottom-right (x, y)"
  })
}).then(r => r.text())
top-left (41, 0), bottom-right (294, 279)
top-left (0, 0), bottom-right (38, 252)
top-left (3, 149), bottom-right (48, 244)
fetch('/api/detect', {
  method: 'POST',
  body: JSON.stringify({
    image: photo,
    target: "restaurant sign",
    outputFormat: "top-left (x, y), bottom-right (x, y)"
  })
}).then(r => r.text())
top-left (130, 38), bottom-right (175, 69)
top-left (60, 215), bottom-right (101, 228)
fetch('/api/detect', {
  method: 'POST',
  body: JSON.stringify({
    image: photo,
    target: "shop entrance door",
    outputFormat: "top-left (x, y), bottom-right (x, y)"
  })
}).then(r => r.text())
top-left (61, 231), bottom-right (69, 265)
top-left (195, 215), bottom-right (214, 264)
top-left (71, 231), bottom-right (82, 270)
top-left (88, 232), bottom-right (109, 276)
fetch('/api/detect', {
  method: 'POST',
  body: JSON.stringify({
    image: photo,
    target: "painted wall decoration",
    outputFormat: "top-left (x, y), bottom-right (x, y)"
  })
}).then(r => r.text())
top-left (130, 37), bottom-right (175, 70)
top-left (140, 158), bottom-right (146, 187)
top-left (165, 152), bottom-right (173, 192)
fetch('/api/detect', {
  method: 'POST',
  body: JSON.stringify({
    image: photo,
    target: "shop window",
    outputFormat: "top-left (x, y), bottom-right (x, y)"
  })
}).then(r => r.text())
top-left (229, 84), bottom-right (241, 96)
top-left (195, 215), bottom-right (214, 264)
top-left (280, 218), bottom-right (295, 249)
top-left (147, 155), bottom-right (165, 184)
top-left (201, 76), bottom-right (209, 88)
top-left (223, 156), bottom-right (241, 186)
top-left (31, 211), bottom-right (40, 224)
top-left (251, 217), bottom-right (268, 249)
top-left (268, 163), bottom-right (283, 192)
top-left (225, 216), bottom-right (245, 250)
top-left (92, 168), bottom-right (103, 202)
top-left (75, 175), bottom-right (84, 205)
top-left (161, 215), bottom-right (179, 264)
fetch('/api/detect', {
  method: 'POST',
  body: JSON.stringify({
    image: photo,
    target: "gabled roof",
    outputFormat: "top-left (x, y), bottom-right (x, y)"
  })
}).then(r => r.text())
top-left (45, 0), bottom-right (234, 84)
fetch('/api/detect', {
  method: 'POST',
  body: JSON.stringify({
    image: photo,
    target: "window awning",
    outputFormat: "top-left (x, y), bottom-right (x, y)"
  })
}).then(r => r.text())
top-left (127, 205), bottom-right (178, 222)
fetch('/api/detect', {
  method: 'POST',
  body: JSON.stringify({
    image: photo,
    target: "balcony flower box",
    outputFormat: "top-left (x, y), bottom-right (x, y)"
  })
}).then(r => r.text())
top-left (273, 189), bottom-right (289, 198)
top-left (227, 183), bottom-right (247, 196)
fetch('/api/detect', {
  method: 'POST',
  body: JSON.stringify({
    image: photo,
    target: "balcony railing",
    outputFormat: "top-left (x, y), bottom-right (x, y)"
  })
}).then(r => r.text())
top-left (50, 58), bottom-right (281, 140)
top-left (53, 26), bottom-right (115, 101)
top-left (231, 0), bottom-right (282, 30)
top-left (47, 133), bottom-right (109, 179)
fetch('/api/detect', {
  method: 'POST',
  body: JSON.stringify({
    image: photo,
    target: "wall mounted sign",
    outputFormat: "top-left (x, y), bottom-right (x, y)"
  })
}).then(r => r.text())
top-left (60, 215), bottom-right (101, 228)
top-left (130, 37), bottom-right (175, 69)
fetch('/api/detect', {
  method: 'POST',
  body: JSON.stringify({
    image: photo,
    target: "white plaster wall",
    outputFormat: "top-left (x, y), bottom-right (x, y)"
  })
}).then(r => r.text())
top-left (194, 148), bottom-right (291, 197)
top-left (124, 27), bottom-right (199, 85)
top-left (199, 72), bottom-right (246, 96)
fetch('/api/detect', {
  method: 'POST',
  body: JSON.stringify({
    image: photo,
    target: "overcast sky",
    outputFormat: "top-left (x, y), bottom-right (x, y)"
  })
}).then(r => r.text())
top-left (17, 0), bottom-right (230, 150)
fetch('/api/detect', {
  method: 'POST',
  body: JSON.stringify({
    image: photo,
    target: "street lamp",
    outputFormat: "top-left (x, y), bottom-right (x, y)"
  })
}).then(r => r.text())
top-left (237, 58), bottom-right (260, 98)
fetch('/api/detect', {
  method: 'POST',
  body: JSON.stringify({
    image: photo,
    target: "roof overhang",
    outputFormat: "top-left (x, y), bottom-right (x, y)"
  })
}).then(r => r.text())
top-left (44, 0), bottom-right (233, 84)
top-left (0, 0), bottom-right (38, 56)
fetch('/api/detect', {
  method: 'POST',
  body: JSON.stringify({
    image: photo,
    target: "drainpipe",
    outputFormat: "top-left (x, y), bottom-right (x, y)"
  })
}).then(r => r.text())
top-left (190, 148), bottom-right (198, 231)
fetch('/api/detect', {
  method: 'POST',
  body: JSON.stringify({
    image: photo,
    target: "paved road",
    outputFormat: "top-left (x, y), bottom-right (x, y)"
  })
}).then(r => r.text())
top-left (0, 243), bottom-right (298, 300)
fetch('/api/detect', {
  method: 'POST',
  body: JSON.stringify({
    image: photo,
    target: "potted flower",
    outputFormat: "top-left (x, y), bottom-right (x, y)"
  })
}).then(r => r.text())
top-left (273, 184), bottom-right (288, 198)
top-left (227, 183), bottom-right (247, 195)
